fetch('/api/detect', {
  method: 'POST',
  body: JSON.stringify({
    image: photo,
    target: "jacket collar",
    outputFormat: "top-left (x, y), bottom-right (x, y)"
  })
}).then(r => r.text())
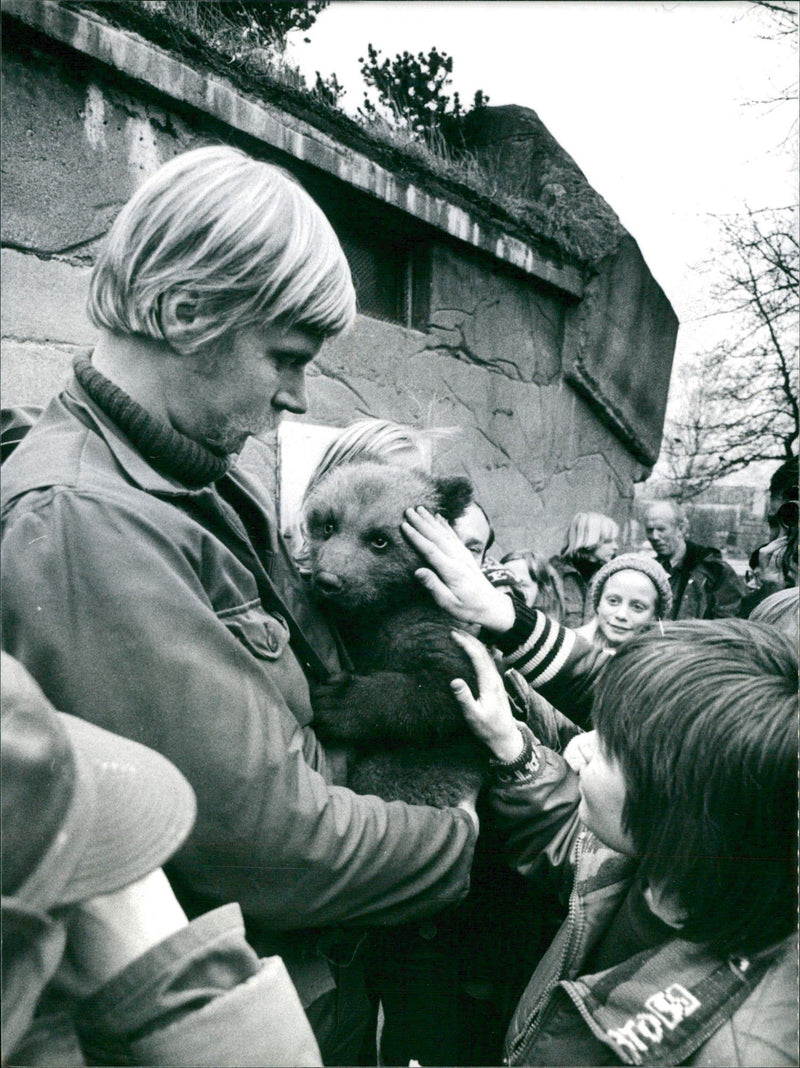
top-left (557, 836), bottom-right (785, 1066)
top-left (64, 378), bottom-right (217, 497)
top-left (2, 379), bottom-right (227, 517)
top-left (561, 933), bottom-right (782, 1066)
top-left (673, 540), bottom-right (720, 573)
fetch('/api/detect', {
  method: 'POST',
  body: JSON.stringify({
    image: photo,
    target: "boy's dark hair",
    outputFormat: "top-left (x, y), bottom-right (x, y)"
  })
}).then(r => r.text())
top-left (592, 619), bottom-right (797, 959)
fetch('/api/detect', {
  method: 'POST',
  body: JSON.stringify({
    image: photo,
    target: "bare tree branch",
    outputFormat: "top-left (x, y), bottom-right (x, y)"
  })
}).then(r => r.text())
top-left (657, 205), bottom-right (799, 501)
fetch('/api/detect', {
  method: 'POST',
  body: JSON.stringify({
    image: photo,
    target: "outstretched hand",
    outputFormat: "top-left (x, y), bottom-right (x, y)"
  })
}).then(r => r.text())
top-left (562, 730), bottom-right (597, 773)
top-left (449, 630), bottom-right (525, 763)
top-left (401, 507), bottom-right (516, 633)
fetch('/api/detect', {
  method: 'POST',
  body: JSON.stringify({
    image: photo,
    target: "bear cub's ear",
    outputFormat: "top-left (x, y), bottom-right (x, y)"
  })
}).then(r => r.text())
top-left (434, 476), bottom-right (474, 522)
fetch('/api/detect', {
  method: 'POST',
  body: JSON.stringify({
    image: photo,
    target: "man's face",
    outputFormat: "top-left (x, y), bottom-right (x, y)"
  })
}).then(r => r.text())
top-left (576, 732), bottom-right (634, 854)
top-left (165, 325), bottom-right (322, 455)
top-left (644, 505), bottom-right (683, 559)
top-left (452, 503), bottom-right (492, 563)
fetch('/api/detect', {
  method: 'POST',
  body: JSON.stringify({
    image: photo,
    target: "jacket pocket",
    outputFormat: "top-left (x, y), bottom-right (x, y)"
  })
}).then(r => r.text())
top-left (219, 600), bottom-right (290, 661)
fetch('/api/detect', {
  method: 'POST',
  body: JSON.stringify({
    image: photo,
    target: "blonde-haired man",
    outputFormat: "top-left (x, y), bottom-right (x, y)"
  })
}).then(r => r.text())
top-left (1, 146), bottom-right (478, 1064)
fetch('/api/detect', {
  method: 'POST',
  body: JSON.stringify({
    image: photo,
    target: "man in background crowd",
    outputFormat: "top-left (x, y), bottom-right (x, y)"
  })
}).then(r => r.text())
top-left (644, 499), bottom-right (743, 619)
top-left (452, 500), bottom-right (496, 564)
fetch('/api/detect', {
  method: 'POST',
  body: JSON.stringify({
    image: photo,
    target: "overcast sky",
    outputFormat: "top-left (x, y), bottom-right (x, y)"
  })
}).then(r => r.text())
top-left (287, 0), bottom-right (797, 409)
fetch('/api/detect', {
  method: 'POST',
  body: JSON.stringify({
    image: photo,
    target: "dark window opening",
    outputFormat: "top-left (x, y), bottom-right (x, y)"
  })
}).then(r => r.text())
top-left (340, 233), bottom-right (409, 326)
top-left (302, 175), bottom-right (430, 330)
top-left (339, 229), bottom-right (430, 330)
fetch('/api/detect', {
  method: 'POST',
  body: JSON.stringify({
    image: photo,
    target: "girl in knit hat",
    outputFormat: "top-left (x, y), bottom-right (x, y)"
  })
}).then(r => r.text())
top-left (576, 553), bottom-right (672, 652)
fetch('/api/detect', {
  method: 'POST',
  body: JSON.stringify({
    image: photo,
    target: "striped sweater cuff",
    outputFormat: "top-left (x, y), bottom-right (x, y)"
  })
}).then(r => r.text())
top-left (497, 604), bottom-right (576, 687)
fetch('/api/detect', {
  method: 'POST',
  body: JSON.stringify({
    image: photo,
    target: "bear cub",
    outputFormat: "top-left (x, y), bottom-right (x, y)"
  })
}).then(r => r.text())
top-left (304, 459), bottom-right (488, 807)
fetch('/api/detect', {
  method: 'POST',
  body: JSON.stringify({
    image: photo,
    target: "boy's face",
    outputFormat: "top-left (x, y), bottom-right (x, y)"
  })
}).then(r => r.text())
top-left (576, 732), bottom-right (635, 854)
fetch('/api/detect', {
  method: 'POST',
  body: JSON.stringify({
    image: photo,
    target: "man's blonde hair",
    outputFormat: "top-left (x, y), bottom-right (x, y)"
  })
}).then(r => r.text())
top-left (88, 145), bottom-right (356, 356)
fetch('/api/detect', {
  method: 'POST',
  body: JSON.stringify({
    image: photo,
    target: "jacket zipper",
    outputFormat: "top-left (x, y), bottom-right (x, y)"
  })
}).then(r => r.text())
top-left (506, 830), bottom-right (587, 1064)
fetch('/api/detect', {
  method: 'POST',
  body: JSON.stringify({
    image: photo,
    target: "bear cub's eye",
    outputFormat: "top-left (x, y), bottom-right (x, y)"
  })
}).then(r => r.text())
top-left (322, 520), bottom-right (336, 538)
top-left (368, 531), bottom-right (391, 551)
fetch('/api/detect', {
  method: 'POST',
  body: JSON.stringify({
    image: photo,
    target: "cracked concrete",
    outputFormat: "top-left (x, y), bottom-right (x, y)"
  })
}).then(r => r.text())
top-left (2, 28), bottom-right (196, 259)
top-left (317, 313), bottom-right (649, 554)
top-left (2, 7), bottom-right (675, 557)
top-left (425, 246), bottom-right (564, 386)
top-left (424, 319), bottom-right (527, 381)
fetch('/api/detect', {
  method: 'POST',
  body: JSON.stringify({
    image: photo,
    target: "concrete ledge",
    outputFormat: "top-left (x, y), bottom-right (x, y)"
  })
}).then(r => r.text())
top-left (2, 0), bottom-right (584, 298)
top-left (1, 249), bottom-right (95, 345)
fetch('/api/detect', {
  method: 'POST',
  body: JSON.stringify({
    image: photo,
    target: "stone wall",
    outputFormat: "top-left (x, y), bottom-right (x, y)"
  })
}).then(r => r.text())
top-left (1, 1), bottom-right (678, 558)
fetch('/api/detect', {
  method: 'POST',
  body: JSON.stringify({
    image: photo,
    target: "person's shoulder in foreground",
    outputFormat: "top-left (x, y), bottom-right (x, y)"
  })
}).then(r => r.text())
top-left (1, 651), bottom-right (321, 1067)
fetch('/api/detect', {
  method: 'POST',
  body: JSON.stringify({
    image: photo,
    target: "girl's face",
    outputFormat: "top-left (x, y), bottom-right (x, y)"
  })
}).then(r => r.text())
top-left (596, 570), bottom-right (658, 648)
top-left (592, 534), bottom-right (618, 564)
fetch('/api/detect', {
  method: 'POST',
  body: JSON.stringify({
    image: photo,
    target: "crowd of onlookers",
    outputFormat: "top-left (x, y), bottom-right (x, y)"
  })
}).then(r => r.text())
top-left (447, 453), bottom-right (798, 652)
top-left (1, 145), bottom-right (796, 1068)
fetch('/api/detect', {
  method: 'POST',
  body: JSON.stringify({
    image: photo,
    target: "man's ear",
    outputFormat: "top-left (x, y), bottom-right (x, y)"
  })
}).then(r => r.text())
top-left (434, 476), bottom-right (473, 522)
top-left (159, 291), bottom-right (201, 335)
top-left (158, 291), bottom-right (221, 361)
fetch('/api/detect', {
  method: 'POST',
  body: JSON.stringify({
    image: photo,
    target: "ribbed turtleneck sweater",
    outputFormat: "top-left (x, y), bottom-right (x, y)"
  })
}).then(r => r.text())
top-left (73, 360), bottom-right (336, 681)
top-left (74, 357), bottom-right (230, 488)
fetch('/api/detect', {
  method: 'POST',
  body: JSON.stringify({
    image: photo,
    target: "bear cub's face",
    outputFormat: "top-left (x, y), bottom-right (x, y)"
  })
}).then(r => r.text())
top-left (303, 460), bottom-right (472, 615)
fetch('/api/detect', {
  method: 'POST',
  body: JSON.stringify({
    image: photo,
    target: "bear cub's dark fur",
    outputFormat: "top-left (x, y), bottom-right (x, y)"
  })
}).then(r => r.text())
top-left (304, 459), bottom-right (488, 807)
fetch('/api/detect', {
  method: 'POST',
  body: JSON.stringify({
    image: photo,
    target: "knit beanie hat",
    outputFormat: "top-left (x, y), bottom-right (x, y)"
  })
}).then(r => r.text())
top-left (589, 553), bottom-right (673, 619)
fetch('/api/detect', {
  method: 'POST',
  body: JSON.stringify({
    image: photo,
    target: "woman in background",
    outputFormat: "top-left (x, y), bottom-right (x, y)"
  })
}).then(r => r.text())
top-left (292, 418), bottom-right (450, 568)
top-left (303, 418), bottom-right (439, 499)
top-left (551, 513), bottom-right (619, 627)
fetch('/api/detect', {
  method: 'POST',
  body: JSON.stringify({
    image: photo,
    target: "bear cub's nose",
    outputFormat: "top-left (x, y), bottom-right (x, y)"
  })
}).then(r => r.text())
top-left (315, 571), bottom-right (344, 594)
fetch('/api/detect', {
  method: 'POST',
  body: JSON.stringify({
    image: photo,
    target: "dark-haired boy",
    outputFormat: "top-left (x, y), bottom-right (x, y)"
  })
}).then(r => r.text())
top-left (404, 507), bottom-right (798, 1067)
